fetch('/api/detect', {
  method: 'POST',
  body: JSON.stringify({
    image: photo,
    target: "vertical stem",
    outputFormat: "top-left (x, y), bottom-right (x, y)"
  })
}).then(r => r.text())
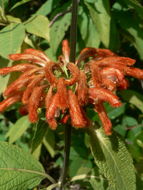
top-left (70, 0), bottom-right (79, 63)
top-left (59, 0), bottom-right (79, 189)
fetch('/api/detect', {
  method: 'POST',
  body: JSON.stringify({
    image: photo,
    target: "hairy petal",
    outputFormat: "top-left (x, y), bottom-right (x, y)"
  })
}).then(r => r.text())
top-left (68, 90), bottom-right (87, 128)
top-left (57, 78), bottom-right (68, 110)
top-left (95, 103), bottom-right (112, 135)
top-left (96, 48), bottom-right (116, 58)
top-left (4, 75), bottom-right (35, 97)
top-left (46, 93), bottom-right (59, 129)
top-left (22, 75), bottom-right (44, 104)
top-left (89, 87), bottom-right (121, 107)
top-left (77, 71), bottom-right (88, 105)
top-left (62, 40), bottom-right (70, 63)
top-left (90, 63), bottom-right (102, 87)
top-left (77, 48), bottom-right (116, 64)
top-left (45, 62), bottom-right (58, 84)
top-left (91, 56), bottom-right (135, 66)
top-left (0, 64), bottom-right (37, 75)
top-left (77, 48), bottom-right (97, 64)
top-left (28, 86), bottom-right (45, 123)
top-left (9, 53), bottom-right (46, 67)
top-left (65, 63), bottom-right (80, 85)
top-left (24, 49), bottom-right (50, 63)
top-left (0, 94), bottom-right (21, 112)
top-left (125, 67), bottom-right (143, 79)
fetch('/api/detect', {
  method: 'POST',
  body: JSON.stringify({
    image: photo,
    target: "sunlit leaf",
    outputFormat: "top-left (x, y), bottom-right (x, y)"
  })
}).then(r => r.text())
top-left (50, 12), bottom-right (71, 53)
top-left (36, 0), bottom-right (54, 16)
top-left (25, 15), bottom-right (50, 41)
top-left (10, 0), bottom-right (32, 11)
top-left (0, 142), bottom-right (47, 190)
top-left (0, 23), bottom-right (25, 58)
top-left (87, 127), bottom-right (136, 190)
top-left (85, 0), bottom-right (111, 47)
top-left (6, 116), bottom-right (30, 143)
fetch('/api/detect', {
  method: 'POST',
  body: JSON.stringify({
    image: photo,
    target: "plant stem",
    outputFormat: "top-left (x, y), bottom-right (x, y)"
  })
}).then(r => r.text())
top-left (59, 0), bottom-right (79, 189)
top-left (59, 125), bottom-right (72, 189)
top-left (70, 0), bottom-right (79, 63)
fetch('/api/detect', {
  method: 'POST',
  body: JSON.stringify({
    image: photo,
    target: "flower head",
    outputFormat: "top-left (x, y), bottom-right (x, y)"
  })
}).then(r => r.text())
top-left (0, 41), bottom-right (143, 135)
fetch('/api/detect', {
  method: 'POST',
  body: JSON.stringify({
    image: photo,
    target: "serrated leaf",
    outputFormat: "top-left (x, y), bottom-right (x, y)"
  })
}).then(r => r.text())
top-left (87, 127), bottom-right (136, 190)
top-left (0, 142), bottom-right (47, 190)
top-left (6, 116), bottom-right (30, 143)
top-left (50, 12), bottom-right (71, 53)
top-left (36, 0), bottom-right (54, 16)
top-left (0, 23), bottom-right (25, 58)
top-left (25, 15), bottom-right (50, 41)
top-left (31, 120), bottom-right (48, 153)
top-left (85, 0), bottom-right (111, 47)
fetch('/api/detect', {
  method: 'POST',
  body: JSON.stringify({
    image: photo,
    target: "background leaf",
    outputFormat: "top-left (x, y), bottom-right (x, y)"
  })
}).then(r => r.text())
top-left (0, 142), bottom-right (46, 190)
top-left (0, 23), bottom-right (25, 58)
top-left (50, 12), bottom-right (71, 53)
top-left (85, 0), bottom-right (111, 47)
top-left (25, 15), bottom-right (50, 41)
top-left (87, 127), bottom-right (136, 190)
top-left (6, 116), bottom-right (30, 143)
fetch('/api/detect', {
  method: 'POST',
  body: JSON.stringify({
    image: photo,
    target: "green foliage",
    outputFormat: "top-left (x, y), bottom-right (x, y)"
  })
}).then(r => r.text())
top-left (6, 116), bottom-right (30, 143)
top-left (88, 127), bottom-right (136, 190)
top-left (25, 15), bottom-right (50, 42)
top-left (0, 142), bottom-right (45, 190)
top-left (0, 23), bottom-right (25, 58)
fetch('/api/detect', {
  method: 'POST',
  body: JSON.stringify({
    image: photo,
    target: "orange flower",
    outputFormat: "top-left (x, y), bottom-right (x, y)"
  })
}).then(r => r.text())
top-left (0, 41), bottom-right (143, 135)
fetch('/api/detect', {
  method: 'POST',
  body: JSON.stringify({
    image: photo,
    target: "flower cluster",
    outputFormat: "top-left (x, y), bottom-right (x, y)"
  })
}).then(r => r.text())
top-left (0, 40), bottom-right (143, 135)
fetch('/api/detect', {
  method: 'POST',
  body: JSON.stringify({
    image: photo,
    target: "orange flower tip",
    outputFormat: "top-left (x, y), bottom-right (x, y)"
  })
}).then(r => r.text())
top-left (8, 54), bottom-right (17, 60)
top-left (47, 119), bottom-right (57, 130)
top-left (29, 115), bottom-right (38, 123)
top-left (105, 130), bottom-right (112, 136)
top-left (113, 102), bottom-right (122, 107)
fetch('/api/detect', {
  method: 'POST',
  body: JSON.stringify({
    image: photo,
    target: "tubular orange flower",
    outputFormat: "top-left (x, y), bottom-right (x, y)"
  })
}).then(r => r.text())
top-left (0, 40), bottom-right (143, 135)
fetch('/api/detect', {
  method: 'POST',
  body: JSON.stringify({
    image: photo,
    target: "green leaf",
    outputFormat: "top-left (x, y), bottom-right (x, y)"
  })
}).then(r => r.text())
top-left (0, 142), bottom-right (47, 190)
top-left (43, 128), bottom-right (56, 158)
top-left (85, 0), bottom-right (111, 47)
top-left (31, 120), bottom-right (48, 153)
top-left (0, 23), bottom-right (25, 58)
top-left (6, 116), bottom-right (30, 143)
top-left (0, 0), bottom-right (8, 9)
top-left (10, 0), bottom-right (32, 11)
top-left (124, 0), bottom-right (143, 19)
top-left (36, 0), bottom-right (54, 16)
top-left (107, 103), bottom-right (126, 119)
top-left (50, 12), bottom-right (71, 53)
top-left (120, 90), bottom-right (143, 112)
top-left (87, 127), bottom-right (136, 190)
top-left (25, 15), bottom-right (50, 41)
top-left (113, 10), bottom-right (143, 59)
top-left (79, 12), bottom-right (100, 48)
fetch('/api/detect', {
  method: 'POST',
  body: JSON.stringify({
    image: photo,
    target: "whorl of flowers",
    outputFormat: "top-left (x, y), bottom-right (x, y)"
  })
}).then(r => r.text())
top-left (0, 40), bottom-right (143, 135)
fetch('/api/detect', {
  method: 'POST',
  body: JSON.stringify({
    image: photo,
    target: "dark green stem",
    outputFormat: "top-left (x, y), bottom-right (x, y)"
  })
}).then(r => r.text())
top-left (59, 125), bottom-right (72, 189)
top-left (59, 0), bottom-right (79, 189)
top-left (70, 0), bottom-right (79, 63)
